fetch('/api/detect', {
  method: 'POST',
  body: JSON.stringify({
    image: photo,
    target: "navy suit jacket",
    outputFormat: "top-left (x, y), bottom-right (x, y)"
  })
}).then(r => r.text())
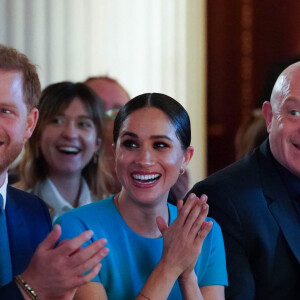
top-left (188, 140), bottom-right (300, 299)
top-left (0, 186), bottom-right (52, 299)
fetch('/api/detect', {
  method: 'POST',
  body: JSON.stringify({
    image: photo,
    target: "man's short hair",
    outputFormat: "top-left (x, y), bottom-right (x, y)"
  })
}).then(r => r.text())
top-left (0, 44), bottom-right (41, 110)
top-left (84, 75), bottom-right (130, 100)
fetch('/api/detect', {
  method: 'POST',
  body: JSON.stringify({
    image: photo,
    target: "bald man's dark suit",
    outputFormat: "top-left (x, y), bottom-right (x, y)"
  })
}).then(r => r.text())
top-left (0, 186), bottom-right (52, 299)
top-left (187, 140), bottom-right (300, 299)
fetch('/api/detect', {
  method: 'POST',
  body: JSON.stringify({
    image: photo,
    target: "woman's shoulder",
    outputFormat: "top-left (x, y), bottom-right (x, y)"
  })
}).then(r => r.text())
top-left (55, 195), bottom-right (117, 241)
top-left (203, 217), bottom-right (223, 243)
top-left (71, 195), bottom-right (113, 213)
top-left (206, 216), bottom-right (221, 231)
top-left (57, 195), bottom-right (115, 223)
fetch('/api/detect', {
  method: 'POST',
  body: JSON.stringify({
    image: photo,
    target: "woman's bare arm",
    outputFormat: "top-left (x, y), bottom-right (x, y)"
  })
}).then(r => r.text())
top-left (74, 282), bottom-right (107, 300)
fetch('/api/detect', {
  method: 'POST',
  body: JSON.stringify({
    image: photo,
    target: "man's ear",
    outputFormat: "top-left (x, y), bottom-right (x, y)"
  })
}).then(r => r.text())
top-left (24, 108), bottom-right (39, 139)
top-left (262, 101), bottom-right (272, 133)
top-left (181, 146), bottom-right (194, 170)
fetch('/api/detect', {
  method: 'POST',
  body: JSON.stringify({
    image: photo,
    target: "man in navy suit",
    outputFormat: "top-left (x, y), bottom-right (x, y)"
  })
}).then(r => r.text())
top-left (0, 44), bottom-right (109, 299)
top-left (187, 62), bottom-right (300, 299)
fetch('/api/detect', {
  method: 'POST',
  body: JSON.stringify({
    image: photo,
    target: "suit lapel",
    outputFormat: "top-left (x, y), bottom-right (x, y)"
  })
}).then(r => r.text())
top-left (6, 187), bottom-right (34, 275)
top-left (259, 141), bottom-right (300, 263)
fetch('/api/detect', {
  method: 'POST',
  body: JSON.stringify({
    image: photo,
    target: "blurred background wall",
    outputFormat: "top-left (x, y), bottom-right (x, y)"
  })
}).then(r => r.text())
top-left (1, 0), bottom-right (299, 187)
top-left (0, 0), bottom-right (206, 188)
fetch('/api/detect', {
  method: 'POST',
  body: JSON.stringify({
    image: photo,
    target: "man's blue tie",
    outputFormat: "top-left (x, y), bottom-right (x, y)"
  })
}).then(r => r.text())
top-left (0, 194), bottom-right (12, 287)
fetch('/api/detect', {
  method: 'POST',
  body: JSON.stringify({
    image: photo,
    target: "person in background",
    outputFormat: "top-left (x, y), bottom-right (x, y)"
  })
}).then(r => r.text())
top-left (15, 81), bottom-right (109, 221)
top-left (85, 76), bottom-right (131, 194)
top-left (0, 44), bottom-right (108, 299)
top-left (234, 108), bottom-right (268, 160)
top-left (85, 76), bottom-right (190, 204)
top-left (187, 61), bottom-right (300, 299)
top-left (56, 93), bottom-right (227, 299)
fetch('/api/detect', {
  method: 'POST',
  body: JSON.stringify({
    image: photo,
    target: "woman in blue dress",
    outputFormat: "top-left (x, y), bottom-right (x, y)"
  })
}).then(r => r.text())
top-left (56, 93), bottom-right (227, 299)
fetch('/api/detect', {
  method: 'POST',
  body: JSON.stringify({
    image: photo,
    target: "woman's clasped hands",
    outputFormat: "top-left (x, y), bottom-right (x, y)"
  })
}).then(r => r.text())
top-left (156, 193), bottom-right (213, 281)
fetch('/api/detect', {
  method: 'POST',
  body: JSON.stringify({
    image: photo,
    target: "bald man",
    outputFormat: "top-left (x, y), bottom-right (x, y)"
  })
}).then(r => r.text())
top-left (186, 62), bottom-right (300, 299)
top-left (85, 76), bottom-right (130, 194)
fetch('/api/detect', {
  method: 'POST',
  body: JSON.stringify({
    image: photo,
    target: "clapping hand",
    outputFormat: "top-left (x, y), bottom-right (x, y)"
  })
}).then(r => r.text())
top-left (156, 193), bottom-right (212, 280)
top-left (20, 224), bottom-right (109, 300)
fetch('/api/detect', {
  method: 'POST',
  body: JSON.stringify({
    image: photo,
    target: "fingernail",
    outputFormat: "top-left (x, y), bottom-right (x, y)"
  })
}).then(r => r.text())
top-left (87, 230), bottom-right (94, 238)
top-left (201, 195), bottom-right (207, 201)
top-left (189, 193), bottom-right (196, 199)
top-left (100, 238), bottom-right (107, 245)
top-left (101, 247), bottom-right (109, 255)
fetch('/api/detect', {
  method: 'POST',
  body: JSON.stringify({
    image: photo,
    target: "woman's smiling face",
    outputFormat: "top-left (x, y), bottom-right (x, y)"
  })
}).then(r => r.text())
top-left (115, 106), bottom-right (192, 205)
top-left (39, 97), bottom-right (100, 178)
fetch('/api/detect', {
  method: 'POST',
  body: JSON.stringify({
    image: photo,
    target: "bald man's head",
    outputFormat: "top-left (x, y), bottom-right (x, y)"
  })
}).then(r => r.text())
top-left (269, 62), bottom-right (300, 112)
top-left (85, 76), bottom-right (130, 194)
top-left (85, 77), bottom-right (130, 111)
top-left (262, 61), bottom-right (300, 178)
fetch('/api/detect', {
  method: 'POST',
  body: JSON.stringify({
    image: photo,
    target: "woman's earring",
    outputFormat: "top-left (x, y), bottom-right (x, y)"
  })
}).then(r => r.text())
top-left (179, 168), bottom-right (185, 175)
top-left (93, 151), bottom-right (99, 164)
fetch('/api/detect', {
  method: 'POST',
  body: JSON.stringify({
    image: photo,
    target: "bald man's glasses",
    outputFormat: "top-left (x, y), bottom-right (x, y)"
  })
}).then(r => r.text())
top-left (104, 108), bottom-right (120, 120)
